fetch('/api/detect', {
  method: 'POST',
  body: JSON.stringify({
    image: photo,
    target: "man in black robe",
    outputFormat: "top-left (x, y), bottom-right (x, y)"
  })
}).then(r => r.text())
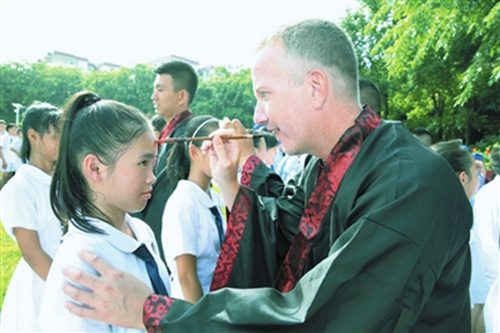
top-left (61, 19), bottom-right (471, 332)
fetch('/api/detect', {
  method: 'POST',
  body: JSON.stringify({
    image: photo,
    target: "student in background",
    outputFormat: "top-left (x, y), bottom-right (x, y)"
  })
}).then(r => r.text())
top-left (10, 128), bottom-right (23, 173)
top-left (473, 146), bottom-right (500, 333)
top-left (0, 102), bottom-right (62, 331)
top-left (0, 123), bottom-right (18, 188)
top-left (411, 127), bottom-right (433, 146)
top-left (431, 140), bottom-right (484, 333)
top-left (137, 61), bottom-right (198, 264)
top-left (251, 130), bottom-right (279, 168)
top-left (359, 78), bottom-right (382, 115)
top-left (162, 115), bottom-right (225, 303)
top-left (150, 114), bottom-right (167, 140)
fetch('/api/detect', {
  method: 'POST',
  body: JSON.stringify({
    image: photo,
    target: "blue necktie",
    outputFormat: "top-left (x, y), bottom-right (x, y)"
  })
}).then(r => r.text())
top-left (209, 206), bottom-right (224, 247)
top-left (133, 244), bottom-right (168, 295)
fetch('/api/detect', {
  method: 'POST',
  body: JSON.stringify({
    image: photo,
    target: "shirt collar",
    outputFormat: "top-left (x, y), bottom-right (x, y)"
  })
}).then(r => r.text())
top-left (65, 214), bottom-right (154, 253)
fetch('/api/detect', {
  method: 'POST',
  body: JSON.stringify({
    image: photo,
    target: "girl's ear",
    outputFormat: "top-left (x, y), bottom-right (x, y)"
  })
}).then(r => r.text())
top-left (27, 128), bottom-right (38, 144)
top-left (82, 154), bottom-right (104, 182)
top-left (188, 143), bottom-right (198, 159)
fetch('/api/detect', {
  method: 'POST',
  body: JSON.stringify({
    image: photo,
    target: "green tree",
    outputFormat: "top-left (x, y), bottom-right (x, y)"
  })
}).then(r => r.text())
top-left (82, 64), bottom-right (155, 115)
top-left (342, 0), bottom-right (500, 144)
top-left (0, 62), bottom-right (83, 122)
top-left (193, 67), bottom-right (255, 128)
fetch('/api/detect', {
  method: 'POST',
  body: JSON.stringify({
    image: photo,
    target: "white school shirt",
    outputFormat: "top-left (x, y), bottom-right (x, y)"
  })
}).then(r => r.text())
top-left (39, 215), bottom-right (170, 332)
top-left (0, 164), bottom-right (62, 332)
top-left (0, 132), bottom-right (15, 171)
top-left (473, 176), bottom-right (500, 290)
top-left (9, 135), bottom-right (23, 171)
top-left (162, 180), bottom-right (226, 299)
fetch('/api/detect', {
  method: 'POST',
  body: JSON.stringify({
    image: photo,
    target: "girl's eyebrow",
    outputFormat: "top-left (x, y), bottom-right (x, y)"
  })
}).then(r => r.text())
top-left (140, 152), bottom-right (156, 159)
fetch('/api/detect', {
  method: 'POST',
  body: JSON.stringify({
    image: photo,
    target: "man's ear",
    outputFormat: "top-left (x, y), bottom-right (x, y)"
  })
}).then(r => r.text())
top-left (82, 154), bottom-right (104, 182)
top-left (177, 89), bottom-right (189, 106)
top-left (307, 69), bottom-right (328, 110)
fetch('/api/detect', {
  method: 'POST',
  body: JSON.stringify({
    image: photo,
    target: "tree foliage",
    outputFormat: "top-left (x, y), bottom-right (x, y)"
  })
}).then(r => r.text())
top-left (82, 64), bottom-right (155, 115)
top-left (0, 62), bottom-right (255, 128)
top-left (0, 62), bottom-right (83, 122)
top-left (192, 67), bottom-right (255, 128)
top-left (342, 0), bottom-right (500, 144)
top-left (2, 3), bottom-right (498, 146)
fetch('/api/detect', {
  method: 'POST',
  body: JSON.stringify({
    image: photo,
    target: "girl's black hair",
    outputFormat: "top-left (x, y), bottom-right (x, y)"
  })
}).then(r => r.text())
top-left (166, 115), bottom-right (219, 183)
top-left (50, 91), bottom-right (152, 234)
top-left (431, 140), bottom-right (474, 176)
top-left (21, 102), bottom-right (62, 163)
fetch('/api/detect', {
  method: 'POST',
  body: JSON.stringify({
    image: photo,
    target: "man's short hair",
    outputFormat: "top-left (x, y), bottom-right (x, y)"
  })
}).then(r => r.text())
top-left (259, 19), bottom-right (358, 102)
top-left (154, 61), bottom-right (198, 105)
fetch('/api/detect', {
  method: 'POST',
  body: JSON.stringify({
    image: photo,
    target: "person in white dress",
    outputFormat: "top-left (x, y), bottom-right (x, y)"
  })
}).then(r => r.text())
top-left (0, 103), bottom-right (62, 331)
top-left (9, 128), bottom-right (23, 172)
top-left (473, 146), bottom-right (500, 332)
top-left (0, 123), bottom-right (18, 188)
top-left (162, 116), bottom-right (226, 303)
top-left (38, 91), bottom-right (170, 332)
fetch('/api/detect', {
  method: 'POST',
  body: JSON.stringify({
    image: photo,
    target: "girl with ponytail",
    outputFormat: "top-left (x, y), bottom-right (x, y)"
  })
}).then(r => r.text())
top-left (162, 115), bottom-right (226, 303)
top-left (40, 91), bottom-right (170, 332)
top-left (0, 102), bottom-right (62, 331)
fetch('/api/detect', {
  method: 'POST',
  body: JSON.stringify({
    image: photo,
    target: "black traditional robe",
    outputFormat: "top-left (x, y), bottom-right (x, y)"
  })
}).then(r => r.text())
top-left (144, 120), bottom-right (472, 332)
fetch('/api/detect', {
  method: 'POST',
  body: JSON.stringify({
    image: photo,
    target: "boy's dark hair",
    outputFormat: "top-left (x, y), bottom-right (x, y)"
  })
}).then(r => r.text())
top-left (154, 61), bottom-right (198, 105)
top-left (251, 130), bottom-right (278, 150)
top-left (151, 114), bottom-right (167, 133)
top-left (431, 140), bottom-right (474, 176)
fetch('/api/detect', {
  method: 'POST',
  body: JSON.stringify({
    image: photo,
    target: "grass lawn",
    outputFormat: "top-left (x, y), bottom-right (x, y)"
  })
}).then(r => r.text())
top-left (0, 221), bottom-right (21, 310)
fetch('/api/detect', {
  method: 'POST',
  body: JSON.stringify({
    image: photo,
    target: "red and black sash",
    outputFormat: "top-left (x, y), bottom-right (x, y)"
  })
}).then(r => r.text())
top-left (157, 110), bottom-right (193, 147)
top-left (275, 107), bottom-right (381, 292)
top-left (211, 107), bottom-right (380, 292)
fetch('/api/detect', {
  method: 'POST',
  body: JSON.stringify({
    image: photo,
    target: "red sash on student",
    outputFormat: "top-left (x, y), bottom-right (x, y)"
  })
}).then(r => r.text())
top-left (275, 107), bottom-right (381, 292)
top-left (157, 110), bottom-right (193, 148)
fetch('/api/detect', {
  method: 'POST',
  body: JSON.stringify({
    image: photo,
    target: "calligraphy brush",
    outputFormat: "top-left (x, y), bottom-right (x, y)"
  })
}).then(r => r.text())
top-left (155, 133), bottom-right (266, 144)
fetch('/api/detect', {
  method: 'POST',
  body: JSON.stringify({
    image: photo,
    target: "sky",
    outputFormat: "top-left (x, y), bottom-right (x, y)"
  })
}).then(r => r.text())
top-left (1, 0), bottom-right (360, 68)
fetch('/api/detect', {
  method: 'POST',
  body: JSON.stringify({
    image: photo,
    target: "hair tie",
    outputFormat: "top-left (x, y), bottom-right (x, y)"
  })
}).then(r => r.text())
top-left (192, 118), bottom-right (219, 138)
top-left (78, 94), bottom-right (102, 111)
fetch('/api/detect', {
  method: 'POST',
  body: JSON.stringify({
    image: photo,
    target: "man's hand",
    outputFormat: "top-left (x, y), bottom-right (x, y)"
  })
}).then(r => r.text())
top-left (228, 118), bottom-right (255, 166)
top-left (202, 119), bottom-right (243, 210)
top-left (62, 250), bottom-right (153, 330)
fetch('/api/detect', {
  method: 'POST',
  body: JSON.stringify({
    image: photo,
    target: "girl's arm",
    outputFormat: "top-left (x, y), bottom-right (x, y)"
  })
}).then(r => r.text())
top-left (13, 227), bottom-right (52, 280)
top-left (175, 254), bottom-right (203, 304)
top-left (10, 146), bottom-right (21, 157)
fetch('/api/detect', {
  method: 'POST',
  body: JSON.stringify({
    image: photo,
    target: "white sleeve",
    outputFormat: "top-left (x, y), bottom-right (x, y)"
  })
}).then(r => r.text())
top-left (161, 193), bottom-right (200, 262)
top-left (473, 190), bottom-right (500, 289)
top-left (38, 237), bottom-right (112, 332)
top-left (0, 181), bottom-right (39, 240)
